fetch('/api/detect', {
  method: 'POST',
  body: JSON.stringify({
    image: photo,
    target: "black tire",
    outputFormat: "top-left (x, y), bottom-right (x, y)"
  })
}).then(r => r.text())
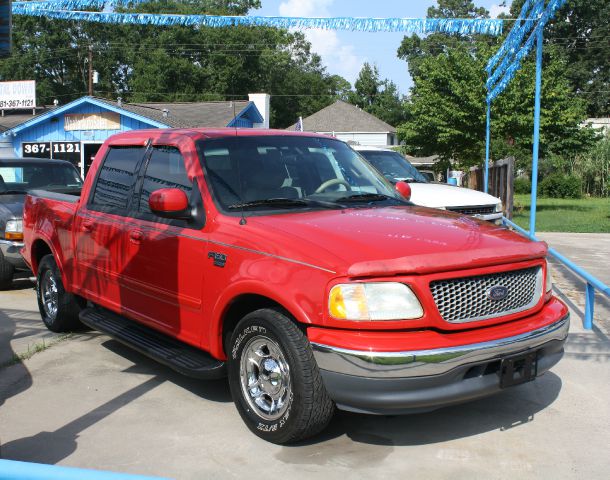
top-left (36, 254), bottom-right (83, 332)
top-left (228, 308), bottom-right (335, 444)
top-left (0, 250), bottom-right (15, 290)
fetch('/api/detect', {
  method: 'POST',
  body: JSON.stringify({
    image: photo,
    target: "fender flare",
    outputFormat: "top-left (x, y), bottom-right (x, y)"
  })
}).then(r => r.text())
top-left (29, 233), bottom-right (69, 285)
top-left (207, 279), bottom-right (315, 359)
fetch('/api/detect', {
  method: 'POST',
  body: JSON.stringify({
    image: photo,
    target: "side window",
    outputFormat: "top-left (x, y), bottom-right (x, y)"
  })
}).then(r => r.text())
top-left (139, 146), bottom-right (192, 215)
top-left (90, 146), bottom-right (146, 212)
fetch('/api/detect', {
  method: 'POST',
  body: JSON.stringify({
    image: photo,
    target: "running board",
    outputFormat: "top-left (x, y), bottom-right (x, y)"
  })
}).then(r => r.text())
top-left (79, 307), bottom-right (226, 380)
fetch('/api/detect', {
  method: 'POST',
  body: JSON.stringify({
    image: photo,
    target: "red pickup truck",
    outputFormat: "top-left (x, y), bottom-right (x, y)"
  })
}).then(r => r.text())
top-left (22, 128), bottom-right (569, 443)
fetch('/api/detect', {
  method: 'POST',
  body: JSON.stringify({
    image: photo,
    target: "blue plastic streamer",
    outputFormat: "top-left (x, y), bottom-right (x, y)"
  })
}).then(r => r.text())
top-left (486, 0), bottom-right (544, 89)
top-left (12, 0), bottom-right (147, 10)
top-left (487, 0), bottom-right (567, 102)
top-left (486, 0), bottom-right (536, 73)
top-left (11, 2), bottom-right (504, 35)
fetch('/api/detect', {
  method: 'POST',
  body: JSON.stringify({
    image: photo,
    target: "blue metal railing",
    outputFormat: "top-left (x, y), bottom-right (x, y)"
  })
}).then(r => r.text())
top-left (503, 217), bottom-right (610, 330)
top-left (0, 459), bottom-right (170, 480)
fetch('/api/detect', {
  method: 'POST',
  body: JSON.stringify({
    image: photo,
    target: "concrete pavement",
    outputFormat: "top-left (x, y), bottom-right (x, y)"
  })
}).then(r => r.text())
top-left (537, 232), bottom-right (610, 336)
top-left (0, 234), bottom-right (609, 479)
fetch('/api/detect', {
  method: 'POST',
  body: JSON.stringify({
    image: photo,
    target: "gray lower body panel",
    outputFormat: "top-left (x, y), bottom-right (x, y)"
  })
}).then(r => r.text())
top-left (320, 338), bottom-right (565, 415)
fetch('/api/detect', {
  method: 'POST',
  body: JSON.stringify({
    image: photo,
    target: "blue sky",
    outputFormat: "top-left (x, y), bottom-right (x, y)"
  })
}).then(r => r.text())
top-left (251, 1), bottom-right (512, 95)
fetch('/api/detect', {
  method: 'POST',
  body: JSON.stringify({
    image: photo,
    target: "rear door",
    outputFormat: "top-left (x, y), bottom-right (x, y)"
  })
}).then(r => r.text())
top-left (120, 141), bottom-right (207, 345)
top-left (73, 144), bottom-right (148, 311)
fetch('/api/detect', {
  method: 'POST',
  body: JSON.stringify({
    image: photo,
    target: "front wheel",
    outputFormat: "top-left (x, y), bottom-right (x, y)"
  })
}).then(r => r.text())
top-left (228, 308), bottom-right (335, 444)
top-left (36, 254), bottom-right (83, 332)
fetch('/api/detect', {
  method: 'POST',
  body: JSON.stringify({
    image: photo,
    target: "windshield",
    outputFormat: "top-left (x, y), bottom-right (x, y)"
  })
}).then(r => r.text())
top-left (0, 163), bottom-right (83, 194)
top-left (358, 150), bottom-right (428, 184)
top-left (198, 136), bottom-right (405, 212)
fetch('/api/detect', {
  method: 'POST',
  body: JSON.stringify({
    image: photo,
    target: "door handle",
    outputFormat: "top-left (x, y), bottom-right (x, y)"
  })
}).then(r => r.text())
top-left (82, 220), bottom-right (94, 232)
top-left (129, 230), bottom-right (143, 244)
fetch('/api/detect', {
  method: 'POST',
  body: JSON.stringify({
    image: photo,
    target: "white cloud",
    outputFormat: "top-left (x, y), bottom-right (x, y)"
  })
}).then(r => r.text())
top-left (279, 0), bottom-right (364, 84)
top-left (489, 3), bottom-right (510, 18)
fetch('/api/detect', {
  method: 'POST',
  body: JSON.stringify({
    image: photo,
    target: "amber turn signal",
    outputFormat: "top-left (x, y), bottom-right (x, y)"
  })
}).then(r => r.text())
top-left (4, 232), bottom-right (23, 241)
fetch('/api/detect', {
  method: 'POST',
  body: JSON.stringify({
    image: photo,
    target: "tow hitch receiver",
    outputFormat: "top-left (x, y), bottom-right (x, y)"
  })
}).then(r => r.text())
top-left (500, 351), bottom-right (538, 388)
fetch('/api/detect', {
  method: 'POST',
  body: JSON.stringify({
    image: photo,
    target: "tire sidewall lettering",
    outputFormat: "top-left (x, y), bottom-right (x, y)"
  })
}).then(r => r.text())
top-left (231, 325), bottom-right (267, 360)
top-left (256, 391), bottom-right (294, 432)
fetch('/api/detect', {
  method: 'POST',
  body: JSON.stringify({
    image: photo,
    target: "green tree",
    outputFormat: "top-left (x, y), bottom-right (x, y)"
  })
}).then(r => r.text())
top-left (509, 0), bottom-right (610, 117)
top-left (350, 63), bottom-right (406, 127)
top-left (0, 1), bottom-right (349, 128)
top-left (396, 0), bottom-right (593, 172)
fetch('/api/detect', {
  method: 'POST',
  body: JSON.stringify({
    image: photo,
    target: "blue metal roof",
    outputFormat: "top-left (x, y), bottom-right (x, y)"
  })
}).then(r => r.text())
top-left (6, 96), bottom-right (170, 135)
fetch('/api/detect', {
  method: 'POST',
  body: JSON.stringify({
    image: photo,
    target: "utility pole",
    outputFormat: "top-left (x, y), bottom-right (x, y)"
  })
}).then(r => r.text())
top-left (88, 45), bottom-right (93, 96)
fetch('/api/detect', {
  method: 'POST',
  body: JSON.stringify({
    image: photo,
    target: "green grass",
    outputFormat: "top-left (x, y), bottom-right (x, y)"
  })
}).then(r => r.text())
top-left (0, 334), bottom-right (72, 369)
top-left (512, 194), bottom-right (610, 233)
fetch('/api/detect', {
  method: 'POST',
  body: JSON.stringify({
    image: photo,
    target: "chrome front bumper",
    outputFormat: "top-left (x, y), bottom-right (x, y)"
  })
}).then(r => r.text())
top-left (312, 316), bottom-right (569, 379)
top-left (311, 315), bottom-right (569, 414)
top-left (473, 212), bottom-right (503, 222)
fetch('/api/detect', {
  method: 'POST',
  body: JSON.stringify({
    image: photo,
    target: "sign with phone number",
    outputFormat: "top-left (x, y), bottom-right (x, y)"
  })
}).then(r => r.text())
top-left (22, 141), bottom-right (81, 159)
top-left (0, 99), bottom-right (36, 109)
top-left (0, 80), bottom-right (36, 110)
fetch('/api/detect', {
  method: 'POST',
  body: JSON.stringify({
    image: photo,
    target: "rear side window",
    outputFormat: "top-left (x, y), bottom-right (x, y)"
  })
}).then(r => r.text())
top-left (91, 146), bottom-right (146, 212)
top-left (139, 146), bottom-right (192, 214)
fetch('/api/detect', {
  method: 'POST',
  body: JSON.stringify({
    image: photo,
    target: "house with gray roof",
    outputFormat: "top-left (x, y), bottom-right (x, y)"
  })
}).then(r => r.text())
top-left (288, 100), bottom-right (398, 147)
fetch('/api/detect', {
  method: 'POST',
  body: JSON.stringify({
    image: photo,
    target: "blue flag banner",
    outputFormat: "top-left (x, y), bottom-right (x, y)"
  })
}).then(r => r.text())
top-left (0, 0), bottom-right (10, 58)
top-left (486, 0), bottom-right (567, 102)
top-left (11, 1), bottom-right (504, 35)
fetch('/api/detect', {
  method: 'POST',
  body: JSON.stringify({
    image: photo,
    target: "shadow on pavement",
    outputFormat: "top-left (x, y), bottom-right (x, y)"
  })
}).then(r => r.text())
top-left (1, 377), bottom-right (162, 464)
top-left (276, 372), bottom-right (562, 465)
top-left (0, 309), bottom-right (33, 409)
top-left (0, 337), bottom-right (230, 464)
top-left (103, 339), bottom-right (231, 403)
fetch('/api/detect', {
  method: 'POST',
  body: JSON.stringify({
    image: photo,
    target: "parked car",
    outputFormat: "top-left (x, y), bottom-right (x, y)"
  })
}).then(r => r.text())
top-left (354, 146), bottom-right (503, 222)
top-left (22, 129), bottom-right (568, 444)
top-left (0, 158), bottom-right (82, 289)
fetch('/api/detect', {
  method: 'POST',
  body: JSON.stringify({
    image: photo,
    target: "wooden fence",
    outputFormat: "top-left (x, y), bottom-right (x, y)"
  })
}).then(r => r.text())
top-left (468, 157), bottom-right (515, 219)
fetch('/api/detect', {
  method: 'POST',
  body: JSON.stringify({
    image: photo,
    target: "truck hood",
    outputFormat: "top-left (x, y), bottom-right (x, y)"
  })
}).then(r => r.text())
top-left (409, 183), bottom-right (500, 209)
top-left (247, 206), bottom-right (546, 277)
top-left (0, 194), bottom-right (26, 219)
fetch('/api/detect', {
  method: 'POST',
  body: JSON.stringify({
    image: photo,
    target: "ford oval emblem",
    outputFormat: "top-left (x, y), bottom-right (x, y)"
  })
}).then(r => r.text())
top-left (487, 285), bottom-right (509, 301)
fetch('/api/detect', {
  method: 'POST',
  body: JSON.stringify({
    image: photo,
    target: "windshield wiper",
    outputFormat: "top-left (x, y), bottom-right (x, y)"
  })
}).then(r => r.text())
top-left (334, 193), bottom-right (395, 203)
top-left (229, 197), bottom-right (344, 210)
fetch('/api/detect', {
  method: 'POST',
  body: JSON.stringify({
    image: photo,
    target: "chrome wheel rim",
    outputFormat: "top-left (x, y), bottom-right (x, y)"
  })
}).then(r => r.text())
top-left (41, 270), bottom-right (59, 320)
top-left (239, 335), bottom-right (291, 421)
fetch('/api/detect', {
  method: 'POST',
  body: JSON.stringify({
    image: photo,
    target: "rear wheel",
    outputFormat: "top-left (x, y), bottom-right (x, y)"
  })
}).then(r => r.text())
top-left (36, 254), bottom-right (83, 332)
top-left (0, 251), bottom-right (14, 290)
top-left (228, 308), bottom-right (335, 444)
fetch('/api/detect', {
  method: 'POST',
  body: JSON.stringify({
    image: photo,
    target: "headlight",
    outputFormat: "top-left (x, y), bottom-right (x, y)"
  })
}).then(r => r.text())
top-left (4, 219), bottom-right (23, 241)
top-left (329, 282), bottom-right (423, 321)
top-left (495, 202), bottom-right (503, 213)
top-left (545, 260), bottom-right (553, 293)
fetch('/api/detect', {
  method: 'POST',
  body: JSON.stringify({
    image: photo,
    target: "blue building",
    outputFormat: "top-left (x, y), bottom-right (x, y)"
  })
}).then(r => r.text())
top-left (0, 94), bottom-right (268, 177)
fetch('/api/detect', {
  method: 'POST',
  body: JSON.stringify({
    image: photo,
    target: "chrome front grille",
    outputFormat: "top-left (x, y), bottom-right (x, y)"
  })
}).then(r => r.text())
top-left (446, 205), bottom-right (495, 215)
top-left (430, 267), bottom-right (543, 323)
